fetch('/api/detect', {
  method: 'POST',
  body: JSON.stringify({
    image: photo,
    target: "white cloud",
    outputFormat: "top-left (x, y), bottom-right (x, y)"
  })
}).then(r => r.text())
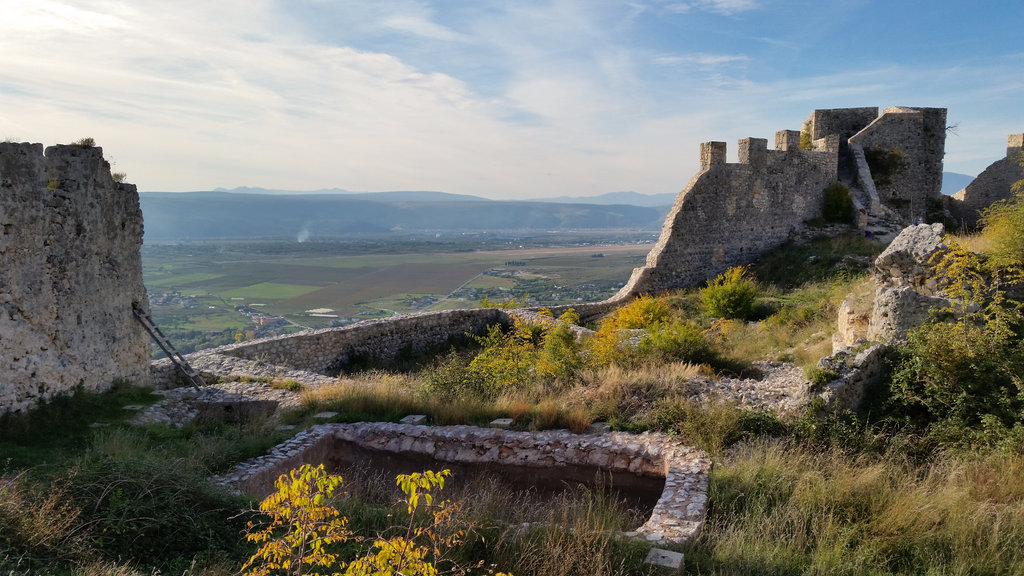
top-left (696, 0), bottom-right (759, 15)
top-left (655, 53), bottom-right (750, 67)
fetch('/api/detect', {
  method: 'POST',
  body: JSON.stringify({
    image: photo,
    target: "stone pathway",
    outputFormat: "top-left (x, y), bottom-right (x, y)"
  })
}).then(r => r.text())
top-left (684, 361), bottom-right (811, 414)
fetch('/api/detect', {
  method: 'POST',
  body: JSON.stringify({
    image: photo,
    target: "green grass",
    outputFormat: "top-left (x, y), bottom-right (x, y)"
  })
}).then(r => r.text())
top-left (0, 381), bottom-right (159, 469)
top-left (220, 281), bottom-right (321, 300)
top-left (146, 272), bottom-right (225, 287)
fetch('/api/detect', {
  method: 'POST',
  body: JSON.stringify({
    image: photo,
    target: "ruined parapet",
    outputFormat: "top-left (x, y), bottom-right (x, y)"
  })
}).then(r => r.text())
top-left (775, 130), bottom-right (801, 151)
top-left (614, 137), bottom-right (837, 297)
top-left (807, 107), bottom-right (879, 141)
top-left (947, 134), bottom-right (1024, 229)
top-left (0, 142), bottom-right (150, 413)
top-left (700, 141), bottom-right (727, 167)
top-left (849, 107), bottom-right (947, 222)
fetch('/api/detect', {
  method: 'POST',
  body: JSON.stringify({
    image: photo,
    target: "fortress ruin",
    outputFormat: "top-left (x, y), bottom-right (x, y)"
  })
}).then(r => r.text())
top-left (0, 107), bottom-right (1021, 412)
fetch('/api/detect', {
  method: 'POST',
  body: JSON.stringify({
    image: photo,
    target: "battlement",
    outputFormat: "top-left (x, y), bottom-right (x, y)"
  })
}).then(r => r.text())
top-left (776, 130), bottom-right (801, 151)
top-left (737, 137), bottom-right (768, 166)
top-left (700, 141), bottom-right (727, 167)
top-left (1009, 134), bottom-right (1024, 157)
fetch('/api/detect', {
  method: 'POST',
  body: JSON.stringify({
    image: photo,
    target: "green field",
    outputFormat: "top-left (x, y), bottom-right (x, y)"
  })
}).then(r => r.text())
top-left (142, 240), bottom-right (651, 351)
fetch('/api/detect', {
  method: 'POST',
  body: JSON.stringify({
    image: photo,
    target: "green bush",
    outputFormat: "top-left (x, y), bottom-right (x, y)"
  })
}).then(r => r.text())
top-left (70, 137), bottom-right (96, 148)
top-left (701, 266), bottom-right (758, 320)
top-left (637, 320), bottom-right (716, 365)
top-left (888, 242), bottom-right (1024, 449)
top-left (864, 146), bottom-right (908, 187)
top-left (822, 181), bottom-right (853, 223)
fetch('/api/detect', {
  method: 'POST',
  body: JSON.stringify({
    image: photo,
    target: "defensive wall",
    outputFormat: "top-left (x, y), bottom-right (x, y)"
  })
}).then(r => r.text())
top-left (947, 134), bottom-right (1024, 228)
top-left (614, 132), bottom-right (838, 297)
top-left (2, 109), bottom-right (1020, 411)
top-left (0, 142), bottom-right (150, 413)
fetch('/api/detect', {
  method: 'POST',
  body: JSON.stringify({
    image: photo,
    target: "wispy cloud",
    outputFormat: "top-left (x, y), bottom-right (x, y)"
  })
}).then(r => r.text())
top-left (0, 0), bottom-right (1020, 196)
top-left (655, 53), bottom-right (750, 67)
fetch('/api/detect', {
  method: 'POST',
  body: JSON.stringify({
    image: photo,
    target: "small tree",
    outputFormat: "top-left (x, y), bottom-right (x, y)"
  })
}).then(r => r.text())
top-left (822, 181), bottom-right (853, 223)
top-left (243, 463), bottom-right (350, 576)
top-left (243, 465), bottom-right (510, 576)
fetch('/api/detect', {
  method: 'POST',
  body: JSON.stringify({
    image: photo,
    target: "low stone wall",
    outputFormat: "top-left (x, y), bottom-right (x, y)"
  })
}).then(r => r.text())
top-left (151, 301), bottom-right (617, 388)
top-left (215, 422), bottom-right (712, 546)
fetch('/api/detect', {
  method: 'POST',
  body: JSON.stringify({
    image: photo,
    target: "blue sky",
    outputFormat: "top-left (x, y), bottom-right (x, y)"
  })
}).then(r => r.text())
top-left (1, 0), bottom-right (1021, 199)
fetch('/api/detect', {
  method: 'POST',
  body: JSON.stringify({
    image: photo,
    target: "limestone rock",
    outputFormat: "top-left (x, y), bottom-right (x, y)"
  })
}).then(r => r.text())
top-left (872, 222), bottom-right (947, 296)
top-left (867, 223), bottom-right (950, 341)
top-left (867, 286), bottom-right (949, 342)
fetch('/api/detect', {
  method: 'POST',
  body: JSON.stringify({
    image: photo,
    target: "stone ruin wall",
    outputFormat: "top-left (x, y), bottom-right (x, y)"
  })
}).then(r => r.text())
top-left (614, 132), bottom-right (838, 298)
top-left (948, 134), bottom-right (1024, 229)
top-left (6, 108), bottom-right (1017, 408)
top-left (0, 142), bottom-right (150, 414)
top-left (848, 107), bottom-right (947, 221)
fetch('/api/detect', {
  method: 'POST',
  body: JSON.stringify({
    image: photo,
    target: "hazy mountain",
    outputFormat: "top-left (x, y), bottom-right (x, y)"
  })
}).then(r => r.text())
top-left (139, 192), bottom-right (669, 242)
top-left (529, 191), bottom-right (677, 207)
top-left (941, 172), bottom-right (975, 195)
top-left (209, 187), bottom-right (490, 202)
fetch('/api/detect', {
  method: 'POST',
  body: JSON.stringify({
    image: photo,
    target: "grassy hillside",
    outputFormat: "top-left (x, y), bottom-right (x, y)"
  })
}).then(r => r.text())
top-left (4, 217), bottom-right (1024, 575)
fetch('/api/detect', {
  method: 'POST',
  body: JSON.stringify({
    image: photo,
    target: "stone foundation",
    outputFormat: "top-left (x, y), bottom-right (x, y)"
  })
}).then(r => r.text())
top-left (216, 422), bottom-right (712, 546)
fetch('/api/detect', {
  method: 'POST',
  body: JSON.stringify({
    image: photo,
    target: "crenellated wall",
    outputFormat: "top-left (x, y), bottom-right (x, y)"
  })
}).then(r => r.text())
top-left (613, 132), bottom-right (838, 298)
top-left (0, 142), bottom-right (150, 413)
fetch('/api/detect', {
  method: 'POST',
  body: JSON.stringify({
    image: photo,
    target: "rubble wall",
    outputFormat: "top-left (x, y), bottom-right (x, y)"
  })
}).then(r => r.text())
top-left (0, 142), bottom-right (150, 413)
top-left (613, 135), bottom-right (837, 297)
top-left (948, 134), bottom-right (1024, 229)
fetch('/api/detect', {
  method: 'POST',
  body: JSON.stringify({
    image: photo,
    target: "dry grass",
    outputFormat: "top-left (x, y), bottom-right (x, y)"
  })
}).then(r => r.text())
top-left (953, 230), bottom-right (996, 253)
top-left (690, 440), bottom-right (1024, 574)
top-left (575, 362), bottom-right (707, 422)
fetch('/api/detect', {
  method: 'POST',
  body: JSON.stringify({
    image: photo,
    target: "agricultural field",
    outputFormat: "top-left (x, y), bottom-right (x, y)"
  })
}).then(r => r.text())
top-left (142, 239), bottom-right (652, 354)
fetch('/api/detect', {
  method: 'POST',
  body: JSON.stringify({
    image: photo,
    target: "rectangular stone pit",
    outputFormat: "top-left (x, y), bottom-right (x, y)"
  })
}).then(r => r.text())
top-left (217, 422), bottom-right (711, 546)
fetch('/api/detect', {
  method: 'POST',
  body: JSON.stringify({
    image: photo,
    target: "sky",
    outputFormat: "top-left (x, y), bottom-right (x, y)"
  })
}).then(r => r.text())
top-left (1, 0), bottom-right (1022, 199)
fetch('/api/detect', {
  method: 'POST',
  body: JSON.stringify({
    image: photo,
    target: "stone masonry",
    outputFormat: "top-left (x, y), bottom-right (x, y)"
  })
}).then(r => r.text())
top-left (0, 142), bottom-right (149, 414)
top-left (613, 133), bottom-right (837, 298)
top-left (215, 422), bottom-right (712, 546)
top-left (948, 134), bottom-right (1024, 229)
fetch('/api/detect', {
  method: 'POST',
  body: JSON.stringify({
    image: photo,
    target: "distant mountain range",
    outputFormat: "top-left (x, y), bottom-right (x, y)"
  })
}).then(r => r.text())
top-left (143, 173), bottom-right (973, 242)
top-left (139, 190), bottom-right (672, 242)
top-left (940, 172), bottom-right (975, 195)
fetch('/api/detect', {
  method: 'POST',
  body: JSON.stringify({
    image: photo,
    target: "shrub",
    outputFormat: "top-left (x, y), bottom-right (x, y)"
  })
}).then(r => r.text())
top-left (701, 266), bottom-right (758, 320)
top-left (70, 137), bottom-right (96, 148)
top-left (536, 321), bottom-right (589, 385)
top-left (979, 187), bottom-right (1024, 266)
top-left (609, 294), bottom-right (670, 329)
top-left (864, 146), bottom-right (908, 187)
top-left (822, 181), bottom-right (853, 223)
top-left (888, 242), bottom-right (1024, 448)
top-left (637, 320), bottom-right (716, 365)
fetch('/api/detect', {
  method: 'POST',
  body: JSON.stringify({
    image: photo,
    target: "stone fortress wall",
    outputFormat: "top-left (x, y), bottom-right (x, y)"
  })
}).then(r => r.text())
top-left (948, 134), bottom-right (1024, 228)
top-left (1, 107), bottom-right (1021, 411)
top-left (0, 142), bottom-right (150, 413)
top-left (613, 132), bottom-right (838, 298)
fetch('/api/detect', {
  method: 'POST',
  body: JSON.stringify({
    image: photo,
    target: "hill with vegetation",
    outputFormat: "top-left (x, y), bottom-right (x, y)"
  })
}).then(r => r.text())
top-left (4, 178), bottom-right (1024, 575)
